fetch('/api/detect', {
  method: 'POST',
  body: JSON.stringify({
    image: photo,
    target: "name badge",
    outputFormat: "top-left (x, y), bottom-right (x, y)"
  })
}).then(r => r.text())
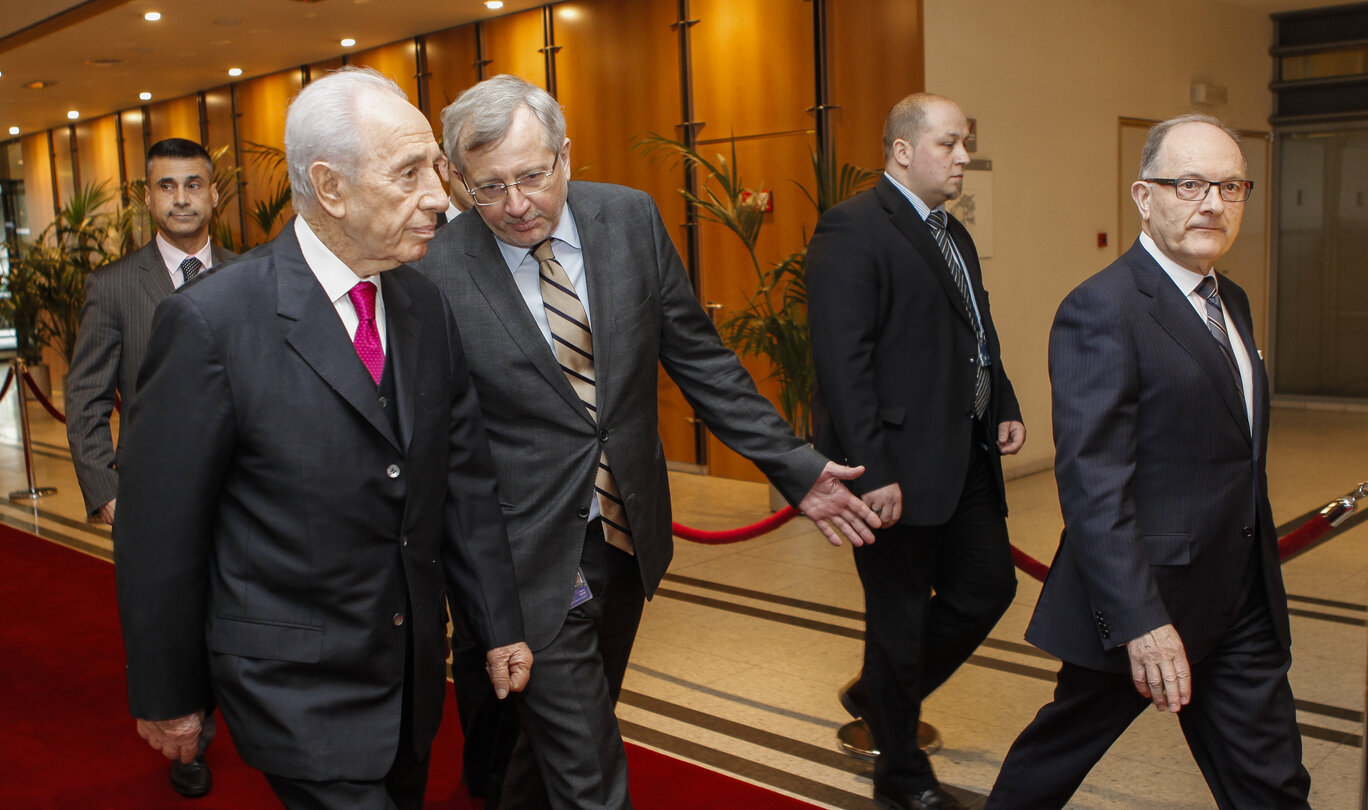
top-left (570, 567), bottom-right (593, 608)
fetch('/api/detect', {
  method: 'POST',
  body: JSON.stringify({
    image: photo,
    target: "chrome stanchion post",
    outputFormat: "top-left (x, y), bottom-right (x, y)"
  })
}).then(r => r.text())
top-left (8, 357), bottom-right (56, 502)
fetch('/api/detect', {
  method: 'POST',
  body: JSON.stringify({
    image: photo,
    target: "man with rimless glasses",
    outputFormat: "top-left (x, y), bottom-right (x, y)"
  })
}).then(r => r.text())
top-left (986, 114), bottom-right (1310, 808)
top-left (416, 74), bottom-right (880, 809)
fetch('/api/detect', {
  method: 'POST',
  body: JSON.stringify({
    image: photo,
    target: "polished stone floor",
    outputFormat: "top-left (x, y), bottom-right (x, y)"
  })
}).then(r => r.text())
top-left (4, 385), bottom-right (1364, 809)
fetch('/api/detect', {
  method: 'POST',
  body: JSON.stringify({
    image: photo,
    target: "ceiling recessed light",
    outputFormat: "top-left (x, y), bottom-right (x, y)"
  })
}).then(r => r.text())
top-left (25, 80), bottom-right (54, 90)
top-left (144, 11), bottom-right (161, 21)
top-left (228, 67), bottom-right (243, 77)
top-left (139, 91), bottom-right (152, 100)
top-left (340, 38), bottom-right (356, 47)
top-left (8, 127), bottom-right (18, 136)
top-left (486, 1), bottom-right (504, 8)
top-left (67, 110), bottom-right (80, 120)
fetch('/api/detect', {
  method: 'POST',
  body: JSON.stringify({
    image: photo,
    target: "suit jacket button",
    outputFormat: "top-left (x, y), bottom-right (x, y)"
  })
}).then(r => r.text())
top-left (401, 535), bottom-right (408, 548)
top-left (577, 507), bottom-right (590, 519)
top-left (1242, 526), bottom-right (1254, 538)
top-left (969, 356), bottom-right (977, 365)
top-left (386, 464), bottom-right (401, 479)
top-left (599, 430), bottom-right (609, 442)
top-left (392, 612), bottom-right (404, 626)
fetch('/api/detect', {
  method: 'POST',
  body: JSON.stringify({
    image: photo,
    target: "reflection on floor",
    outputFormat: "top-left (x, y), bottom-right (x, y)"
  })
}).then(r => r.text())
top-left (5, 389), bottom-right (1364, 809)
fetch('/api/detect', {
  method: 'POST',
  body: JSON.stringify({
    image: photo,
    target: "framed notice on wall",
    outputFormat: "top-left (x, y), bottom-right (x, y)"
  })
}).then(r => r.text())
top-left (948, 159), bottom-right (994, 258)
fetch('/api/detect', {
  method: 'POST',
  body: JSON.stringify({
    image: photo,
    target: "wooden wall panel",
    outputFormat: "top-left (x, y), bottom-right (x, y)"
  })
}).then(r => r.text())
top-left (51, 128), bottom-right (74, 208)
top-left (553, 0), bottom-right (699, 464)
top-left (75, 116), bottom-right (121, 207)
top-left (828, 0), bottom-right (924, 172)
top-left (351, 40), bottom-right (420, 100)
top-left (310, 57), bottom-right (347, 81)
top-left (482, 9), bottom-right (547, 88)
top-left (146, 95), bottom-right (201, 145)
top-left (426, 24), bottom-right (481, 136)
top-left (20, 133), bottom-right (54, 240)
top-left (202, 86), bottom-right (242, 248)
top-left (235, 70), bottom-right (303, 245)
top-left (691, 0), bottom-right (814, 138)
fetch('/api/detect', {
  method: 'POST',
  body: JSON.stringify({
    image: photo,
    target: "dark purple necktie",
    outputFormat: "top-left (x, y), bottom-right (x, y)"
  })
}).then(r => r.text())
top-left (348, 281), bottom-right (384, 385)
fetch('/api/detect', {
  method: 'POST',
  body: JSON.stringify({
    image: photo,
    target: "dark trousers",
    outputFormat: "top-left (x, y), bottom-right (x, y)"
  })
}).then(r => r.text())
top-left (449, 596), bottom-right (520, 801)
top-left (499, 523), bottom-right (645, 810)
top-left (986, 583), bottom-right (1311, 809)
top-left (854, 443), bottom-right (1017, 794)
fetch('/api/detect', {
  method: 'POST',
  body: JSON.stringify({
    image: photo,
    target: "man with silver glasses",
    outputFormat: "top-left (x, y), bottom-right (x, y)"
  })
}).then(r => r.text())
top-left (987, 114), bottom-right (1310, 808)
top-left (417, 73), bottom-right (880, 809)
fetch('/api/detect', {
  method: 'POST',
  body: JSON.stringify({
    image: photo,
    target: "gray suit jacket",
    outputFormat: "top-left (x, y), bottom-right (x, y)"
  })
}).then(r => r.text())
top-left (416, 181), bottom-right (827, 650)
top-left (1026, 240), bottom-right (1290, 673)
top-left (66, 238), bottom-right (235, 515)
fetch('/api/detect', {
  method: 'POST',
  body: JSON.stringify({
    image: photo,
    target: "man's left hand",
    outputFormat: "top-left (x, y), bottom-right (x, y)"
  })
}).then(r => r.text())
top-left (997, 420), bottom-right (1026, 455)
top-left (136, 711), bottom-right (203, 763)
top-left (485, 642), bottom-right (534, 699)
top-left (798, 462), bottom-right (880, 547)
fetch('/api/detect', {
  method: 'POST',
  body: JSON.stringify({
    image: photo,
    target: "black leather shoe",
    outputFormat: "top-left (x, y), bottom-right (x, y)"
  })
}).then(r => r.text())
top-left (838, 675), bottom-right (870, 719)
top-left (169, 757), bottom-right (213, 798)
top-left (874, 785), bottom-right (967, 810)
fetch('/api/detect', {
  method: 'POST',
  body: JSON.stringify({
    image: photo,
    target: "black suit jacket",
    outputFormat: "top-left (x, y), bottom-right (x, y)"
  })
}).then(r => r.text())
top-left (113, 222), bottom-right (523, 780)
top-left (807, 176), bottom-right (1021, 525)
top-left (1025, 239), bottom-right (1290, 673)
top-left (66, 239), bottom-right (235, 515)
top-left (416, 181), bottom-right (827, 650)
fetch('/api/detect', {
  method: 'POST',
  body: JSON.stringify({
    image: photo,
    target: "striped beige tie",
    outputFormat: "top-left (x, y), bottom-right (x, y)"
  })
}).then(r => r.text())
top-left (534, 239), bottom-right (633, 555)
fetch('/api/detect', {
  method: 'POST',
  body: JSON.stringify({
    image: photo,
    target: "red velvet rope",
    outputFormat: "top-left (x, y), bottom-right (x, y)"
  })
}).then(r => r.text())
top-left (0, 368), bottom-right (12, 404)
top-left (672, 506), bottom-right (799, 544)
top-left (22, 371), bottom-right (66, 424)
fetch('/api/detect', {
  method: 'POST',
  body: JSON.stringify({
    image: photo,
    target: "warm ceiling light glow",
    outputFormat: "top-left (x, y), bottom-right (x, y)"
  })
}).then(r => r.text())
top-left (340, 38), bottom-right (356, 47)
top-left (486, 1), bottom-right (504, 8)
top-left (144, 11), bottom-right (161, 21)
top-left (8, 127), bottom-right (18, 136)
top-left (67, 110), bottom-right (80, 120)
top-left (228, 67), bottom-right (243, 77)
top-left (139, 91), bottom-right (152, 100)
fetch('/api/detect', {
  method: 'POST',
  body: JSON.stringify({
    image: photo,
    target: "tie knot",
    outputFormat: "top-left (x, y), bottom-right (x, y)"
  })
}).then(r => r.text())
top-left (348, 281), bottom-right (378, 321)
top-left (926, 209), bottom-right (948, 232)
top-left (179, 256), bottom-right (203, 283)
top-left (1196, 275), bottom-right (1219, 301)
top-left (533, 239), bottom-right (556, 263)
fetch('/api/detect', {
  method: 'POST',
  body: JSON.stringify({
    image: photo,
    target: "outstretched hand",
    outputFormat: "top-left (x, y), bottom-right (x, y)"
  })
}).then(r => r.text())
top-left (797, 462), bottom-right (881, 547)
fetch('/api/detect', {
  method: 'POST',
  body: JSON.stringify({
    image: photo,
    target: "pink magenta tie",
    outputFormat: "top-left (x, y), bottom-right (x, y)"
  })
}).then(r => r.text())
top-left (348, 281), bottom-right (384, 385)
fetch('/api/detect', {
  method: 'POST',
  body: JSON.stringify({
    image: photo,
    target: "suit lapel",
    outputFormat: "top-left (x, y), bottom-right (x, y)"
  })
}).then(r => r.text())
top-left (1127, 243), bottom-right (1251, 441)
top-left (460, 213), bottom-right (596, 425)
top-left (274, 225), bottom-right (401, 450)
top-left (136, 241), bottom-right (175, 303)
top-left (571, 185), bottom-right (615, 422)
top-left (382, 272), bottom-right (420, 450)
top-left (877, 178), bottom-right (973, 329)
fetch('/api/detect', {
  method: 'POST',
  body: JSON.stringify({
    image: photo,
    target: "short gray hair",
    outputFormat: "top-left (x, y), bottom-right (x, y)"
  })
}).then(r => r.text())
top-left (285, 67), bottom-right (407, 215)
top-left (1139, 113), bottom-right (1245, 178)
top-left (440, 74), bottom-right (564, 175)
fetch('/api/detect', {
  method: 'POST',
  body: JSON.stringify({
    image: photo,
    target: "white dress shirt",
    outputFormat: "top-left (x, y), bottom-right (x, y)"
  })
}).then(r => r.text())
top-left (154, 232), bottom-right (215, 289)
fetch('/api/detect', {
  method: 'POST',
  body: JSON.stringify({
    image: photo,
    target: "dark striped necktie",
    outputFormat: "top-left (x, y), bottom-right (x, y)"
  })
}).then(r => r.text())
top-left (533, 239), bottom-right (633, 555)
top-left (1195, 275), bottom-right (1243, 399)
top-left (926, 210), bottom-right (990, 419)
top-left (179, 256), bottom-right (202, 285)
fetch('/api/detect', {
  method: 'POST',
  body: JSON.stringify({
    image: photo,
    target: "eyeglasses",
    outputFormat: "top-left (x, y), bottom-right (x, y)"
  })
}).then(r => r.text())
top-left (1143, 177), bottom-right (1253, 203)
top-left (465, 153), bottom-right (561, 206)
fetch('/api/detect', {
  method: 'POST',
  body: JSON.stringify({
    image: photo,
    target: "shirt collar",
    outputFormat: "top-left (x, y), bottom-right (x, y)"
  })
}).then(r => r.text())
top-left (494, 203), bottom-right (582, 273)
top-left (154, 231), bottom-right (212, 276)
top-left (294, 216), bottom-right (382, 302)
top-left (1139, 231), bottom-right (1214, 297)
top-left (883, 171), bottom-right (940, 221)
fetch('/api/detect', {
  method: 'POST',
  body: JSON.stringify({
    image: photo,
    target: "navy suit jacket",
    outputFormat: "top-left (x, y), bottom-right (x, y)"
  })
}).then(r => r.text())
top-left (114, 222), bottom-right (522, 779)
top-left (1026, 239), bottom-right (1291, 673)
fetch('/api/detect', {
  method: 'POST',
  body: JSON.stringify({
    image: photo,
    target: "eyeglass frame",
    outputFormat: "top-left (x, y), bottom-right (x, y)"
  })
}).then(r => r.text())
top-left (1141, 177), bottom-right (1254, 203)
top-left (463, 152), bottom-right (562, 206)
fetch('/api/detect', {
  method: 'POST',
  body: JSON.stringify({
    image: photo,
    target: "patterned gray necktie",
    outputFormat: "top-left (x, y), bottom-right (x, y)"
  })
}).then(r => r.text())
top-left (533, 239), bottom-right (633, 555)
top-left (926, 210), bottom-right (990, 419)
top-left (179, 256), bottom-right (202, 284)
top-left (1195, 275), bottom-right (1243, 396)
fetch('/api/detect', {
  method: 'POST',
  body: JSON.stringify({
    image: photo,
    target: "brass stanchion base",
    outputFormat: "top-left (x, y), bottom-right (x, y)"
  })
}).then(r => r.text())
top-left (837, 719), bottom-right (942, 759)
top-left (9, 487), bottom-right (57, 502)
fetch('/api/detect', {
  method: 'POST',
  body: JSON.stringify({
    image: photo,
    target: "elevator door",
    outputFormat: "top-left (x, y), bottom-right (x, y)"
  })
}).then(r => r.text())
top-left (1275, 129), bottom-right (1368, 399)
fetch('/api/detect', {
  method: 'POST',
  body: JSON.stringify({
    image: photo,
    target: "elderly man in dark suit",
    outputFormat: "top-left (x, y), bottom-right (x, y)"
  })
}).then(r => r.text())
top-left (807, 92), bottom-right (1024, 810)
top-left (65, 136), bottom-right (234, 798)
top-left (416, 73), bottom-right (879, 810)
top-left (987, 115), bottom-right (1310, 808)
top-left (113, 67), bottom-right (532, 810)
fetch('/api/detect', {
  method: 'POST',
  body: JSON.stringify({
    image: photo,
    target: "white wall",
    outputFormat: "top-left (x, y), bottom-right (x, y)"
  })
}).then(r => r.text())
top-left (924, 0), bottom-right (1277, 477)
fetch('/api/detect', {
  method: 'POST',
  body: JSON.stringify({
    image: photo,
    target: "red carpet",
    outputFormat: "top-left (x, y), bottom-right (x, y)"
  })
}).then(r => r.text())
top-left (0, 523), bottom-right (816, 809)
